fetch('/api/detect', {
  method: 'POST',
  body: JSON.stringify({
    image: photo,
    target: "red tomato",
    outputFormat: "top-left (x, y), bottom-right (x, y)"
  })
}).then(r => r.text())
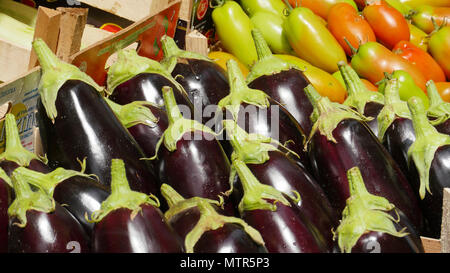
top-left (363, 1), bottom-right (410, 49)
top-left (393, 41), bottom-right (446, 83)
top-left (328, 3), bottom-right (376, 56)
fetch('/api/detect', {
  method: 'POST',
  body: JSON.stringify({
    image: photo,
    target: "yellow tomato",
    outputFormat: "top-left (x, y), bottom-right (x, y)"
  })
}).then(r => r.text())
top-left (208, 51), bottom-right (249, 78)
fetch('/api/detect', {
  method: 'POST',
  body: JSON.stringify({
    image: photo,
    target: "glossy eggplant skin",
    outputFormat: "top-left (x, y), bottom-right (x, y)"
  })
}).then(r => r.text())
top-left (0, 178), bottom-right (11, 253)
top-left (246, 151), bottom-right (338, 251)
top-left (308, 118), bottom-right (423, 232)
top-left (171, 59), bottom-right (230, 123)
top-left (92, 205), bottom-right (184, 253)
top-left (409, 146), bottom-right (450, 238)
top-left (362, 102), bottom-right (384, 137)
top-left (241, 199), bottom-right (328, 253)
top-left (109, 73), bottom-right (193, 112)
top-left (127, 105), bottom-right (169, 170)
top-left (223, 99), bottom-right (310, 170)
top-left (157, 130), bottom-right (236, 216)
top-left (53, 176), bottom-right (110, 236)
top-left (349, 211), bottom-right (424, 253)
top-left (383, 117), bottom-right (416, 177)
top-left (168, 206), bottom-right (267, 253)
top-left (8, 202), bottom-right (89, 253)
top-left (434, 119), bottom-right (450, 135)
top-left (37, 80), bottom-right (159, 195)
top-left (248, 69), bottom-right (314, 135)
top-left (0, 159), bottom-right (52, 176)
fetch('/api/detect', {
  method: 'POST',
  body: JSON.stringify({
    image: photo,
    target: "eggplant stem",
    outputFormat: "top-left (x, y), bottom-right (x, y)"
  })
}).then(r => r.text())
top-left (161, 35), bottom-right (181, 59)
top-left (252, 29), bottom-right (273, 61)
top-left (427, 80), bottom-right (443, 106)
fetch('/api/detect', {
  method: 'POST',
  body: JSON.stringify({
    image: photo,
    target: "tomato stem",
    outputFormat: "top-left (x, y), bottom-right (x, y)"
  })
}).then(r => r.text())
top-left (210, 0), bottom-right (225, 9)
top-left (343, 37), bottom-right (358, 56)
top-left (283, 0), bottom-right (294, 11)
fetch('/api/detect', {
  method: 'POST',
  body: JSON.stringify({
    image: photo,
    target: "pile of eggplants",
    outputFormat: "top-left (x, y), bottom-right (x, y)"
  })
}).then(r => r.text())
top-left (4, 35), bottom-right (444, 253)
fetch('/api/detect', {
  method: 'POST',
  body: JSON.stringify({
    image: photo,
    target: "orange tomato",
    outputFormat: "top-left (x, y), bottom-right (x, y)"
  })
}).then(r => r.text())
top-left (288, 0), bottom-right (358, 19)
top-left (328, 3), bottom-right (376, 56)
top-left (362, 79), bottom-right (379, 91)
top-left (435, 82), bottom-right (450, 102)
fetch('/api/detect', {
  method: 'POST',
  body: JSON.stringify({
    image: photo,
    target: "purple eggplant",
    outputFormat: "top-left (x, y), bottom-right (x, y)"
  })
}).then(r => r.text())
top-left (218, 59), bottom-right (310, 170)
top-left (106, 49), bottom-right (193, 116)
top-left (334, 167), bottom-right (424, 253)
top-left (338, 63), bottom-right (385, 137)
top-left (160, 183), bottom-right (267, 253)
top-left (8, 169), bottom-right (89, 253)
top-left (246, 29), bottom-right (314, 135)
top-left (304, 84), bottom-right (423, 233)
top-left (233, 158), bottom-right (328, 253)
top-left (160, 36), bottom-right (229, 124)
top-left (376, 79), bottom-right (415, 180)
top-left (104, 98), bottom-right (169, 170)
top-left (223, 120), bottom-right (338, 251)
top-left (406, 96), bottom-right (450, 238)
top-left (11, 165), bottom-right (109, 236)
top-left (0, 169), bottom-right (11, 253)
top-left (87, 159), bottom-right (184, 253)
top-left (426, 81), bottom-right (450, 135)
top-left (0, 113), bottom-right (51, 176)
top-left (32, 39), bottom-right (159, 196)
top-left (148, 86), bottom-right (236, 216)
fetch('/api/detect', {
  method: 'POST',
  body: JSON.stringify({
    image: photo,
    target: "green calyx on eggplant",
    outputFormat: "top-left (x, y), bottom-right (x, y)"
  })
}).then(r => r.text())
top-left (0, 168), bottom-right (11, 188)
top-left (86, 159), bottom-right (159, 223)
top-left (246, 28), bottom-right (299, 84)
top-left (377, 78), bottom-right (412, 142)
top-left (161, 183), bottom-right (265, 253)
top-left (426, 80), bottom-right (450, 126)
top-left (106, 49), bottom-right (189, 103)
top-left (32, 38), bottom-right (103, 122)
top-left (334, 167), bottom-right (408, 253)
top-left (0, 113), bottom-right (47, 168)
top-left (304, 84), bottom-right (371, 145)
top-left (146, 86), bottom-right (218, 159)
top-left (339, 62), bottom-right (384, 134)
top-left (103, 98), bottom-right (159, 129)
top-left (159, 35), bottom-right (211, 73)
top-left (407, 96), bottom-right (450, 200)
top-left (218, 59), bottom-right (271, 120)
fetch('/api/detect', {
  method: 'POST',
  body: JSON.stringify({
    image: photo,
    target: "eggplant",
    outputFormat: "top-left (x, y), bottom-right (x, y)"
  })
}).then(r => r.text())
top-left (33, 39), bottom-right (159, 196)
top-left (246, 29), bottom-right (314, 135)
top-left (426, 80), bottom-right (450, 135)
top-left (334, 167), bottom-right (424, 253)
top-left (160, 36), bottom-right (230, 124)
top-left (223, 120), bottom-right (338, 251)
top-left (8, 169), bottom-right (89, 253)
top-left (233, 158), bottom-right (328, 253)
top-left (406, 96), bottom-right (450, 238)
top-left (338, 62), bottom-right (385, 137)
top-left (377, 79), bottom-right (415, 180)
top-left (160, 183), bottom-right (267, 253)
top-left (11, 165), bottom-right (109, 236)
top-left (106, 49), bottom-right (193, 116)
top-left (87, 159), bottom-right (184, 253)
top-left (0, 113), bottom-right (51, 176)
top-left (304, 84), bottom-right (424, 233)
top-left (0, 168), bottom-right (11, 253)
top-left (148, 86), bottom-right (236, 216)
top-left (104, 98), bottom-right (168, 170)
top-left (218, 59), bottom-right (310, 170)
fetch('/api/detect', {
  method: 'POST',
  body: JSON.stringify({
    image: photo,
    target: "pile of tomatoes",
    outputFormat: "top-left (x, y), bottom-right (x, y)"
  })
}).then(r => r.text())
top-left (208, 0), bottom-right (450, 106)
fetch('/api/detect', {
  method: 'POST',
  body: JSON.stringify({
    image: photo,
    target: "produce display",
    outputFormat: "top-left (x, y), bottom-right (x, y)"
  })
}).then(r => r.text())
top-left (2, 0), bottom-right (450, 255)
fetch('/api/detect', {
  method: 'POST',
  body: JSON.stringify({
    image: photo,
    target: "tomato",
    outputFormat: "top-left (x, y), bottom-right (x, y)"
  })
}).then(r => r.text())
top-left (240, 0), bottom-right (287, 17)
top-left (283, 6), bottom-right (347, 73)
top-left (411, 5), bottom-right (450, 34)
top-left (208, 51), bottom-right (249, 78)
top-left (399, 0), bottom-right (450, 8)
top-left (435, 82), bottom-right (450, 102)
top-left (393, 41), bottom-right (446, 83)
top-left (212, 0), bottom-right (258, 67)
top-left (409, 23), bottom-right (428, 51)
top-left (363, 1), bottom-right (410, 49)
top-left (276, 54), bottom-right (347, 103)
top-left (327, 3), bottom-right (376, 57)
top-left (350, 41), bottom-right (428, 91)
top-left (428, 26), bottom-right (450, 80)
top-left (288, 0), bottom-right (358, 19)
